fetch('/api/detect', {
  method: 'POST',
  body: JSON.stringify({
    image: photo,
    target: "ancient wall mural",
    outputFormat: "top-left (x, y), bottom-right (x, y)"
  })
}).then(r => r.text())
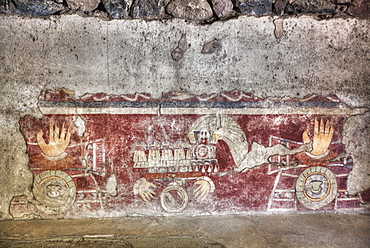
top-left (10, 89), bottom-right (369, 218)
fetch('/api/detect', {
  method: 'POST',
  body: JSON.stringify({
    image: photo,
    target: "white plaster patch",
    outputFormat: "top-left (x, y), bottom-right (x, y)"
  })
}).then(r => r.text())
top-left (74, 115), bottom-right (86, 137)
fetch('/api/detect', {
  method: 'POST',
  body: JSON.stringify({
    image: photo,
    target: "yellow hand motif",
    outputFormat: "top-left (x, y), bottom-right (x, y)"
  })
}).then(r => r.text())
top-left (302, 118), bottom-right (334, 156)
top-left (37, 119), bottom-right (71, 157)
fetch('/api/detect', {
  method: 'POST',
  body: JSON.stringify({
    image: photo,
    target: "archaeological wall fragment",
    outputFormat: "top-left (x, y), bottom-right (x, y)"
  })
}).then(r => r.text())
top-left (10, 89), bottom-right (369, 219)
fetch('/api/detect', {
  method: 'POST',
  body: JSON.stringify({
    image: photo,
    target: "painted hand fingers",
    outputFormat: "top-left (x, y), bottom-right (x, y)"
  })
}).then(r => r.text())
top-left (141, 191), bottom-right (156, 202)
top-left (49, 119), bottom-right (55, 142)
top-left (193, 180), bottom-right (211, 201)
top-left (314, 117), bottom-right (319, 137)
top-left (319, 117), bottom-right (325, 134)
top-left (310, 118), bottom-right (335, 156)
top-left (36, 129), bottom-right (46, 147)
top-left (195, 188), bottom-right (208, 201)
top-left (54, 124), bottom-right (60, 141)
top-left (60, 122), bottom-right (67, 140)
top-left (324, 119), bottom-right (334, 139)
top-left (139, 182), bottom-right (156, 202)
top-left (302, 129), bottom-right (310, 144)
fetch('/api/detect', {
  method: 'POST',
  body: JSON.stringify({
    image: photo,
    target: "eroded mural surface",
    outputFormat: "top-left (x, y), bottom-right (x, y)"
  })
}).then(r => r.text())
top-left (11, 89), bottom-right (369, 218)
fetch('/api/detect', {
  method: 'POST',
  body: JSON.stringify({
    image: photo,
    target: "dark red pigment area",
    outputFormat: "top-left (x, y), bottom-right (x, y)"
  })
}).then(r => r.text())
top-left (19, 113), bottom-right (354, 214)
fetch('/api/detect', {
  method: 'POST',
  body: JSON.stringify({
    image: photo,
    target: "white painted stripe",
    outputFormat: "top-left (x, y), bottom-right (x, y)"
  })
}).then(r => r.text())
top-left (267, 208), bottom-right (296, 212)
top-left (39, 107), bottom-right (367, 115)
top-left (281, 173), bottom-right (300, 178)
top-left (274, 189), bottom-right (296, 192)
top-left (71, 173), bottom-right (90, 178)
top-left (337, 198), bottom-right (360, 201)
top-left (76, 200), bottom-right (100, 203)
top-left (267, 171), bottom-right (282, 210)
top-left (76, 190), bottom-right (98, 193)
top-left (82, 234), bottom-right (115, 238)
top-left (336, 174), bottom-right (349, 177)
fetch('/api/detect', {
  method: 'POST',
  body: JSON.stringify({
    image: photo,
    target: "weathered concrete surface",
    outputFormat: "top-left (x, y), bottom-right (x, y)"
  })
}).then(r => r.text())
top-left (1, 15), bottom-right (369, 103)
top-left (1, 214), bottom-right (370, 247)
top-left (0, 14), bottom-right (369, 219)
top-left (345, 112), bottom-right (370, 195)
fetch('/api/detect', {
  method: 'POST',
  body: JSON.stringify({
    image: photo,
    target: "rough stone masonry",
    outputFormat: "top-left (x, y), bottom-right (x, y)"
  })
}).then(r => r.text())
top-left (0, 0), bottom-right (369, 219)
top-left (1, 0), bottom-right (370, 20)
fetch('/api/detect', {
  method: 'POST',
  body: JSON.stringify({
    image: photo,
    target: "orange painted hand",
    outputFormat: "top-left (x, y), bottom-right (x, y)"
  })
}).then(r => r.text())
top-left (37, 119), bottom-right (71, 157)
top-left (302, 118), bottom-right (334, 156)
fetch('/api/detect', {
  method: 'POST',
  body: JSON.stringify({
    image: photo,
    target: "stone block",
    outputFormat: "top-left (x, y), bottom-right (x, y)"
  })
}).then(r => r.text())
top-left (211, 0), bottom-right (234, 18)
top-left (273, 0), bottom-right (288, 16)
top-left (66, 0), bottom-right (101, 12)
top-left (332, 0), bottom-right (351, 4)
top-left (9, 0), bottom-right (65, 16)
top-left (102, 0), bottom-right (127, 18)
top-left (0, 0), bottom-right (7, 13)
top-left (130, 0), bottom-right (164, 18)
top-left (236, 0), bottom-right (273, 15)
top-left (285, 0), bottom-right (337, 14)
top-left (166, 0), bottom-right (213, 21)
top-left (346, 0), bottom-right (370, 19)
top-left (201, 39), bottom-right (222, 54)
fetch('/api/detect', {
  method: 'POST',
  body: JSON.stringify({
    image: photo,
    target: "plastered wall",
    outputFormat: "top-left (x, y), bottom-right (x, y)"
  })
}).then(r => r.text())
top-left (0, 14), bottom-right (369, 219)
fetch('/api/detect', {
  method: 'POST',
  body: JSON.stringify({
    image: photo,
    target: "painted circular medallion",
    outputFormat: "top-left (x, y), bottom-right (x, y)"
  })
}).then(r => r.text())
top-left (160, 185), bottom-right (188, 213)
top-left (33, 170), bottom-right (76, 214)
top-left (296, 166), bottom-right (337, 210)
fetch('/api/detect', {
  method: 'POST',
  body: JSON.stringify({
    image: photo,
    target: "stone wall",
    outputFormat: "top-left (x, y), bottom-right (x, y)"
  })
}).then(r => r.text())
top-left (1, 0), bottom-right (369, 20)
top-left (0, 13), bottom-right (369, 219)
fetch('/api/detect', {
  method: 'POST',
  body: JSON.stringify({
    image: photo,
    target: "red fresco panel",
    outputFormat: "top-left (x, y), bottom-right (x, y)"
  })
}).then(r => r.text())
top-left (14, 89), bottom-right (369, 217)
